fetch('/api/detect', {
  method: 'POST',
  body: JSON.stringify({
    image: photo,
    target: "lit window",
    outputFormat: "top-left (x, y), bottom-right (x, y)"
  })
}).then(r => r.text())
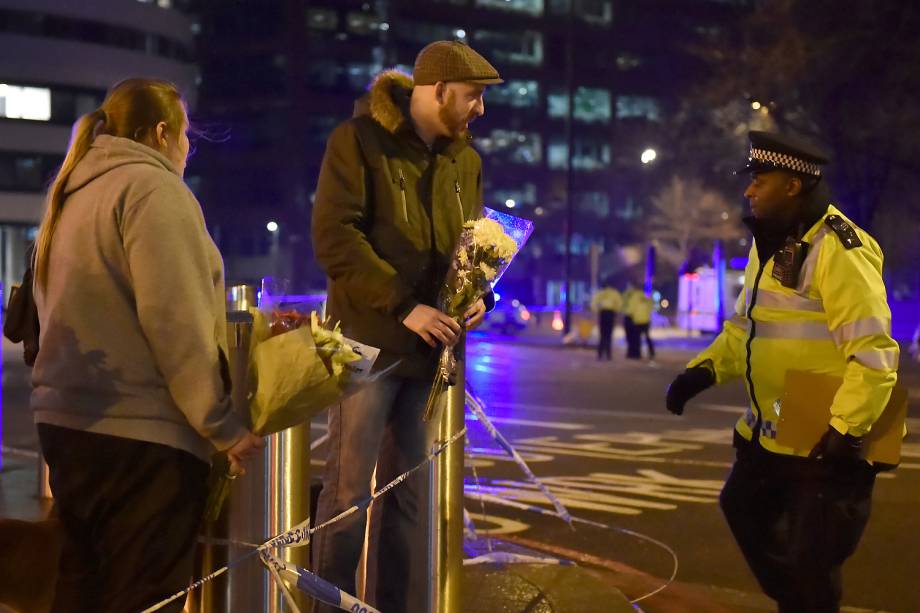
top-left (547, 87), bottom-right (611, 123)
top-left (547, 142), bottom-right (568, 170)
top-left (307, 8), bottom-right (338, 31)
top-left (485, 80), bottom-right (539, 108)
top-left (475, 0), bottom-right (543, 17)
top-left (0, 84), bottom-right (51, 121)
top-left (616, 96), bottom-right (662, 121)
top-left (477, 130), bottom-right (542, 165)
top-left (347, 11), bottom-right (384, 36)
top-left (547, 139), bottom-right (610, 170)
top-left (578, 0), bottom-right (613, 25)
top-left (548, 0), bottom-right (613, 25)
top-left (473, 30), bottom-right (543, 66)
top-left (616, 53), bottom-right (642, 70)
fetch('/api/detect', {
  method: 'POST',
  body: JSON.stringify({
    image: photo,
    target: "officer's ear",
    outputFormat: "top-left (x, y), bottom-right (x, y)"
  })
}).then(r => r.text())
top-left (786, 175), bottom-right (803, 198)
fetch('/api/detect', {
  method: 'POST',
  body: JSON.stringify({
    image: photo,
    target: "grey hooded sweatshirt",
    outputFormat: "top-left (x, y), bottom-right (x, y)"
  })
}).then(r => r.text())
top-left (31, 135), bottom-right (245, 462)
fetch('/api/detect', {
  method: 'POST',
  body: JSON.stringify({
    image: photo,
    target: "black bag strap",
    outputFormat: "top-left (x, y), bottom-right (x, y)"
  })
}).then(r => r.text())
top-left (4, 264), bottom-right (40, 366)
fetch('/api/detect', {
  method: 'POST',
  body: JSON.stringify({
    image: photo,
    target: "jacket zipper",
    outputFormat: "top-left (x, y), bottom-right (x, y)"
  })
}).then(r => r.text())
top-left (744, 261), bottom-right (767, 442)
top-left (454, 179), bottom-right (466, 226)
top-left (397, 168), bottom-right (408, 224)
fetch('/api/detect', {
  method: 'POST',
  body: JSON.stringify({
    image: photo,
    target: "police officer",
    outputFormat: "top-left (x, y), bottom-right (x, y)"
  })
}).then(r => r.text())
top-left (665, 131), bottom-right (899, 612)
top-left (590, 278), bottom-right (622, 360)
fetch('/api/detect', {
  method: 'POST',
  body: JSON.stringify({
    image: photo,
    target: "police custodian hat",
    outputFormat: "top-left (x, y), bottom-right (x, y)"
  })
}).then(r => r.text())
top-left (413, 40), bottom-right (504, 86)
top-left (738, 130), bottom-right (830, 177)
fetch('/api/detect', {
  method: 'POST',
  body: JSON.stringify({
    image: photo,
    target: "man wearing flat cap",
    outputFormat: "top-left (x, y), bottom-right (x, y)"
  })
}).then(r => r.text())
top-left (665, 131), bottom-right (899, 611)
top-left (311, 40), bottom-right (501, 612)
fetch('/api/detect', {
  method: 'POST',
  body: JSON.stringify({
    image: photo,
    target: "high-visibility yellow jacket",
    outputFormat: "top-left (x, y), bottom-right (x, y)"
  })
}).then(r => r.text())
top-left (627, 293), bottom-right (655, 325)
top-left (687, 205), bottom-right (899, 456)
top-left (591, 287), bottom-right (623, 312)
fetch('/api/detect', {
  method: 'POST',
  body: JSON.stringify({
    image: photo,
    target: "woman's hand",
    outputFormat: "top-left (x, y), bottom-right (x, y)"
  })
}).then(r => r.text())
top-left (227, 431), bottom-right (265, 477)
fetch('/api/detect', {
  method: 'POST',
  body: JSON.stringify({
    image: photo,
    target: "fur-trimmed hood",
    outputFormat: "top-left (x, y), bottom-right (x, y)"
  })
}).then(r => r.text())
top-left (364, 69), bottom-right (414, 134)
top-left (356, 69), bottom-right (473, 156)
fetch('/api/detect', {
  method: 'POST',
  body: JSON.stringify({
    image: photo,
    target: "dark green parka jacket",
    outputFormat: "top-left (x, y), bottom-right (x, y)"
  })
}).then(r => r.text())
top-left (311, 70), bottom-right (484, 378)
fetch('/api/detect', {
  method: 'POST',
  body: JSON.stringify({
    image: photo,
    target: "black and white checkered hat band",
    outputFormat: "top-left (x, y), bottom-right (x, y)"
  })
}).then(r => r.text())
top-left (750, 147), bottom-right (822, 176)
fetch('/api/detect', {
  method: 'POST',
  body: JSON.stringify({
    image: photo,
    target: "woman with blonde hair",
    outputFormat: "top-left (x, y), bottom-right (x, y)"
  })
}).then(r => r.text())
top-left (30, 78), bottom-right (262, 612)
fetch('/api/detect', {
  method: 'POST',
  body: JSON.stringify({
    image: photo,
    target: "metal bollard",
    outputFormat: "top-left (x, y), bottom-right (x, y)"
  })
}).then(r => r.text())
top-left (37, 458), bottom-right (52, 499)
top-left (428, 337), bottom-right (465, 613)
top-left (190, 285), bottom-right (311, 612)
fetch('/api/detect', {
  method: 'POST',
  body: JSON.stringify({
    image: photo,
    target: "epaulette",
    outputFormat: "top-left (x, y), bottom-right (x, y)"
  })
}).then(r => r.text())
top-left (824, 214), bottom-right (862, 249)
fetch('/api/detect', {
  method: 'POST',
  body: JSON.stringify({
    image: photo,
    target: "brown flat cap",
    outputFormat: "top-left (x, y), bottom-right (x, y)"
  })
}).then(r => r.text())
top-left (413, 40), bottom-right (503, 86)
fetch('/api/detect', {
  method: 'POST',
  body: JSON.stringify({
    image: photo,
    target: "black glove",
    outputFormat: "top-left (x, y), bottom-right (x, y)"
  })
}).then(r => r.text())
top-left (666, 366), bottom-right (715, 415)
top-left (808, 427), bottom-right (863, 463)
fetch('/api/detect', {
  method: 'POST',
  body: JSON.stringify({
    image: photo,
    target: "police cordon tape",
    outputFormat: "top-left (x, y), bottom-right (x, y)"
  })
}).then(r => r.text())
top-left (261, 549), bottom-right (380, 613)
top-left (144, 382), bottom-right (679, 611)
top-left (140, 426), bottom-right (468, 613)
top-left (461, 487), bottom-right (679, 605)
top-left (264, 551), bottom-right (305, 613)
top-left (465, 386), bottom-right (574, 528)
top-left (463, 390), bottom-right (678, 604)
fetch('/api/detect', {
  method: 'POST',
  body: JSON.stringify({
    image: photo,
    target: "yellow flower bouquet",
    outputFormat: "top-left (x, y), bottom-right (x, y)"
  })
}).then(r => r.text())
top-left (422, 208), bottom-right (533, 421)
top-left (205, 307), bottom-right (379, 521)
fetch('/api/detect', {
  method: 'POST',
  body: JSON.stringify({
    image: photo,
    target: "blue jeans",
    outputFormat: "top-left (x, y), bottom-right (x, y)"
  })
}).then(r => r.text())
top-left (312, 375), bottom-right (437, 613)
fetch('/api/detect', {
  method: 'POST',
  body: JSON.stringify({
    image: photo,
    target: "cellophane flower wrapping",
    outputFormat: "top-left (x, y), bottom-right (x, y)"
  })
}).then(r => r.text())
top-left (204, 306), bottom-right (380, 521)
top-left (422, 208), bottom-right (534, 420)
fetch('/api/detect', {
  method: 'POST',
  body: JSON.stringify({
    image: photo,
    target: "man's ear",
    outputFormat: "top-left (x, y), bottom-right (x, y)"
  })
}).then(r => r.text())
top-left (435, 82), bottom-right (447, 105)
top-left (786, 175), bottom-right (803, 197)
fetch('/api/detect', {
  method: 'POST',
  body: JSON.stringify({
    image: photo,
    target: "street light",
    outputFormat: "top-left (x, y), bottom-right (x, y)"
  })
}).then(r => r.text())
top-left (640, 148), bottom-right (657, 164)
top-left (505, 199), bottom-right (516, 209)
top-left (751, 100), bottom-right (762, 110)
top-left (266, 221), bottom-right (280, 277)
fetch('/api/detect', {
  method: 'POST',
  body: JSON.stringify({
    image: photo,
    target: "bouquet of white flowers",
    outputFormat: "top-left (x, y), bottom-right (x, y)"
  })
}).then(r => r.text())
top-left (422, 208), bottom-right (533, 421)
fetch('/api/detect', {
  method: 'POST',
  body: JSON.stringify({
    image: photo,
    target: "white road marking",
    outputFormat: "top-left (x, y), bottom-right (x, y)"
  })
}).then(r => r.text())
top-left (466, 415), bottom-right (589, 430)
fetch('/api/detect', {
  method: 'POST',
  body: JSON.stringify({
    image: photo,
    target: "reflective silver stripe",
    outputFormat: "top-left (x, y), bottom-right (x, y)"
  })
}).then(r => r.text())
top-left (852, 348), bottom-right (899, 371)
top-left (756, 319), bottom-right (832, 340)
top-left (728, 314), bottom-right (750, 331)
top-left (756, 289), bottom-right (824, 312)
top-left (831, 317), bottom-right (890, 345)
top-left (798, 225), bottom-right (829, 294)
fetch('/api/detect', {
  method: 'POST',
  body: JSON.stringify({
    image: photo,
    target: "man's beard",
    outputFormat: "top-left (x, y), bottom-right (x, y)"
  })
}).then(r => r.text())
top-left (438, 90), bottom-right (472, 138)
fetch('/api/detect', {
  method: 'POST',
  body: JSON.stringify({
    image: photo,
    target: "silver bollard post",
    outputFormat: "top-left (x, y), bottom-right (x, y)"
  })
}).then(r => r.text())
top-left (191, 284), bottom-right (312, 612)
top-left (428, 337), bottom-right (465, 613)
top-left (37, 458), bottom-right (52, 499)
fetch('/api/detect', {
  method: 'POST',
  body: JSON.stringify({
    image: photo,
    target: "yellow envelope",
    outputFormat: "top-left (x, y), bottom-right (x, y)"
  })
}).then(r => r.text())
top-left (777, 370), bottom-right (907, 465)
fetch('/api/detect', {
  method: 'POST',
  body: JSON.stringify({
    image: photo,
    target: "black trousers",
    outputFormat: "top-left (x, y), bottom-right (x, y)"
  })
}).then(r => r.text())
top-left (635, 323), bottom-right (655, 358)
top-left (597, 310), bottom-right (616, 360)
top-left (38, 424), bottom-right (209, 613)
top-left (720, 435), bottom-right (875, 613)
top-left (623, 316), bottom-right (640, 359)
